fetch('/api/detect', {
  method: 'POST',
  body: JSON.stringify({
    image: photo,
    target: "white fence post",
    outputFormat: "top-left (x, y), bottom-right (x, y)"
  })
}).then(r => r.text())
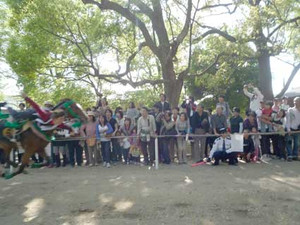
top-left (155, 137), bottom-right (159, 170)
top-left (10, 150), bottom-right (14, 174)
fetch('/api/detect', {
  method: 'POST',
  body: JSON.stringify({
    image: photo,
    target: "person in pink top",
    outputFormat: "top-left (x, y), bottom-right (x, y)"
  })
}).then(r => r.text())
top-left (80, 111), bottom-right (98, 166)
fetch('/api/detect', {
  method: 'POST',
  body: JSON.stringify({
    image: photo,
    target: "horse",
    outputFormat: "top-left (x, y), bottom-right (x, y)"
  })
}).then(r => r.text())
top-left (0, 99), bottom-right (87, 178)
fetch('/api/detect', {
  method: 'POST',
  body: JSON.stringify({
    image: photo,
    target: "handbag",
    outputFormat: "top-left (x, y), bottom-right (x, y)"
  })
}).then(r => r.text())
top-left (86, 137), bottom-right (96, 147)
top-left (165, 126), bottom-right (177, 136)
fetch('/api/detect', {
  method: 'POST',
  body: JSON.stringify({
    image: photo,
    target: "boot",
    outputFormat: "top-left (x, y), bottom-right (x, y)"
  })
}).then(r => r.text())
top-left (62, 154), bottom-right (67, 167)
top-left (55, 155), bottom-right (61, 167)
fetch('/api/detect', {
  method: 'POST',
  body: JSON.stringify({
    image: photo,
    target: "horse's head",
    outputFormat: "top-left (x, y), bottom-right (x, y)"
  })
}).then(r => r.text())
top-left (52, 99), bottom-right (88, 124)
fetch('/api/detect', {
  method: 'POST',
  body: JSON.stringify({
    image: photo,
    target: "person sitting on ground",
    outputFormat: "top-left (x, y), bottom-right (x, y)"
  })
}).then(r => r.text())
top-left (243, 129), bottom-right (255, 163)
top-left (208, 128), bottom-right (237, 166)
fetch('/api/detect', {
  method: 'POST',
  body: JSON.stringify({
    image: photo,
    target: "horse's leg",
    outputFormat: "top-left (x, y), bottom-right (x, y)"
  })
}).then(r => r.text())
top-left (11, 151), bottom-right (32, 177)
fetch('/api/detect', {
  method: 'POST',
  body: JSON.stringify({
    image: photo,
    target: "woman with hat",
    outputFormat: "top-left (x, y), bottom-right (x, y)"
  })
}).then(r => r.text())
top-left (80, 111), bottom-right (98, 166)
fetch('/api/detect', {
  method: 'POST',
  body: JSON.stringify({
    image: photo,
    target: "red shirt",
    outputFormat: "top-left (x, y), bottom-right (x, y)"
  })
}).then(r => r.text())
top-left (262, 108), bottom-right (273, 116)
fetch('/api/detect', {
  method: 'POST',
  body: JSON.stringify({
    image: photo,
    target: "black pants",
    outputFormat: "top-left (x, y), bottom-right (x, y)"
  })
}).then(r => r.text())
top-left (213, 151), bottom-right (237, 165)
top-left (141, 138), bottom-right (155, 163)
top-left (271, 135), bottom-right (286, 159)
top-left (261, 135), bottom-right (271, 155)
top-left (68, 140), bottom-right (83, 166)
top-left (162, 138), bottom-right (171, 164)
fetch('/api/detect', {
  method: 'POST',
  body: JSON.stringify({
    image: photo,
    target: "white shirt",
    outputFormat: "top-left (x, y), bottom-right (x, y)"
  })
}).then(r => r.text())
top-left (243, 87), bottom-right (264, 112)
top-left (209, 137), bottom-right (232, 159)
top-left (286, 107), bottom-right (300, 131)
top-left (255, 108), bottom-right (262, 130)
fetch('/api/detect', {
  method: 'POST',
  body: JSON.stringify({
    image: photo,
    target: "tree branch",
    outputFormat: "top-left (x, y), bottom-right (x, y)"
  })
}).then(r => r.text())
top-left (268, 16), bottom-right (300, 38)
top-left (187, 54), bottom-right (223, 78)
top-left (82, 0), bottom-right (159, 55)
top-left (193, 25), bottom-right (236, 43)
top-left (276, 63), bottom-right (300, 98)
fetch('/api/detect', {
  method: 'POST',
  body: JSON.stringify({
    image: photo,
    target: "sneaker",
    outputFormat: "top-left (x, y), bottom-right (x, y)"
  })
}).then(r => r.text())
top-left (95, 163), bottom-right (99, 166)
top-left (102, 162), bottom-right (106, 167)
top-left (106, 163), bottom-right (111, 168)
top-left (89, 164), bottom-right (93, 167)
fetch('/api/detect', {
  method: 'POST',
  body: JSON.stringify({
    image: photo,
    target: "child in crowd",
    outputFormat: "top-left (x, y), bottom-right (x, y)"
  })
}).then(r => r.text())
top-left (116, 130), bottom-right (131, 164)
top-left (260, 101), bottom-right (273, 132)
top-left (129, 127), bottom-right (141, 164)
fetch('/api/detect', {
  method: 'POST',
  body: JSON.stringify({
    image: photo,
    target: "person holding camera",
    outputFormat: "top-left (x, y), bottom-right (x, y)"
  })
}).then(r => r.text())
top-left (243, 84), bottom-right (264, 112)
top-left (181, 96), bottom-right (196, 119)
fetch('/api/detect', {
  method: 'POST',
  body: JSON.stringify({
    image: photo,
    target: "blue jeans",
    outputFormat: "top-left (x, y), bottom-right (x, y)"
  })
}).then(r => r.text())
top-left (101, 141), bottom-right (111, 163)
top-left (111, 139), bottom-right (122, 162)
top-left (286, 133), bottom-right (299, 159)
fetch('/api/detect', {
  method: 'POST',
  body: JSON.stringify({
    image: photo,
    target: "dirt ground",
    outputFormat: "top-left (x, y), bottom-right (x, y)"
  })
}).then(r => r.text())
top-left (0, 160), bottom-right (300, 225)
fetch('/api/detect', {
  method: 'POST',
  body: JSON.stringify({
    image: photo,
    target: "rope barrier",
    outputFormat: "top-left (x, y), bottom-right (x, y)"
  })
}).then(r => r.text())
top-left (53, 130), bottom-right (300, 142)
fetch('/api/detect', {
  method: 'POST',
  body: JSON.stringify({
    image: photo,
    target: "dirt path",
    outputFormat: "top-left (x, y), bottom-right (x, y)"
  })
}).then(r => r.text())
top-left (1, 160), bottom-right (300, 225)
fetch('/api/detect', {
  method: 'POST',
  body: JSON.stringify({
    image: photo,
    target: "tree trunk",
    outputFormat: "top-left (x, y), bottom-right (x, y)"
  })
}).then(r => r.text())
top-left (258, 53), bottom-right (274, 100)
top-left (164, 78), bottom-right (183, 108)
top-left (161, 60), bottom-right (183, 108)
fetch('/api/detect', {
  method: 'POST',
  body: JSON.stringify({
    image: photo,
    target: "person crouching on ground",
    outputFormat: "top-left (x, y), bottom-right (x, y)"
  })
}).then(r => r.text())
top-left (208, 128), bottom-right (237, 166)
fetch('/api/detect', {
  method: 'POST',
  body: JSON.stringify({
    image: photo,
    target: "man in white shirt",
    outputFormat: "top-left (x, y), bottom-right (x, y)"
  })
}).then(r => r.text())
top-left (243, 84), bottom-right (264, 112)
top-left (286, 97), bottom-right (300, 161)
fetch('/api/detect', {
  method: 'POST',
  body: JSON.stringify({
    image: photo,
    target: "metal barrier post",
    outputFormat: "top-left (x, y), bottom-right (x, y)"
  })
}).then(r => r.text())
top-left (155, 137), bottom-right (159, 170)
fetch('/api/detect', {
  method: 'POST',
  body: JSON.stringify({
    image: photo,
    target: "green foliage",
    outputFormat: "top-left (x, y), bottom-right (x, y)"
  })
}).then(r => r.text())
top-left (105, 86), bottom-right (163, 110)
top-left (186, 35), bottom-right (259, 114)
top-left (24, 77), bottom-right (96, 109)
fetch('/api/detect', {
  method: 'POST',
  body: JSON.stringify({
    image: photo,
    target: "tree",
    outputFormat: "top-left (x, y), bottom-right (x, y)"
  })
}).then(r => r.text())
top-left (80, 0), bottom-right (241, 107)
top-left (236, 0), bottom-right (300, 99)
top-left (186, 35), bottom-right (259, 113)
top-left (5, 0), bottom-right (240, 107)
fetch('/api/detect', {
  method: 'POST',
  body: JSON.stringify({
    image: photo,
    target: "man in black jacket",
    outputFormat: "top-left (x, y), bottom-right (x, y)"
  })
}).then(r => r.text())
top-left (191, 104), bottom-right (210, 162)
top-left (155, 94), bottom-right (171, 112)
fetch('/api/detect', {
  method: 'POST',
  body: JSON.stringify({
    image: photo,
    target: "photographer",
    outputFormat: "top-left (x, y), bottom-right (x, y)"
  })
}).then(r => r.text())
top-left (181, 96), bottom-right (196, 119)
top-left (243, 84), bottom-right (264, 112)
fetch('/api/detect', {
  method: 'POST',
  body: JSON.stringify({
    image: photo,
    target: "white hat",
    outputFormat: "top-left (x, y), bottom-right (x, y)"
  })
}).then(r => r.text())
top-left (44, 100), bottom-right (53, 106)
top-left (87, 111), bottom-right (95, 117)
